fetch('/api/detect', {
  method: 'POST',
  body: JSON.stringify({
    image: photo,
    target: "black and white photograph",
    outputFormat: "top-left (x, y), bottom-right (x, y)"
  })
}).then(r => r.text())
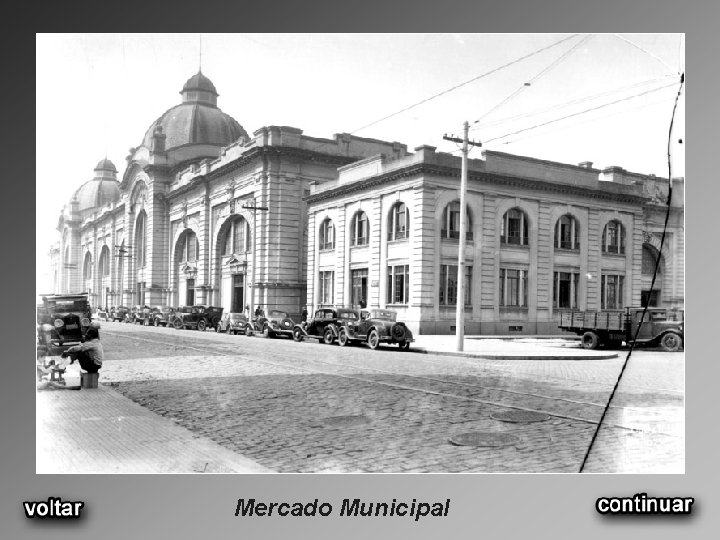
top-left (36, 33), bottom-right (685, 476)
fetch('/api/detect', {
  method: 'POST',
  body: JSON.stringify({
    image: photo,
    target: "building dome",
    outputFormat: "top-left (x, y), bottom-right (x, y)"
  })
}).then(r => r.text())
top-left (73, 159), bottom-right (121, 214)
top-left (140, 71), bottom-right (248, 154)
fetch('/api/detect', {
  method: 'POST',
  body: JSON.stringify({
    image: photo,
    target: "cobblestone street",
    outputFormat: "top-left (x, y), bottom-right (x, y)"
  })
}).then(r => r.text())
top-left (39, 322), bottom-right (684, 473)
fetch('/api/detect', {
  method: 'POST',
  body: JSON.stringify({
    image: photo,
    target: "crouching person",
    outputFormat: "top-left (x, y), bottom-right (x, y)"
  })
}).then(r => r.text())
top-left (62, 327), bottom-right (103, 374)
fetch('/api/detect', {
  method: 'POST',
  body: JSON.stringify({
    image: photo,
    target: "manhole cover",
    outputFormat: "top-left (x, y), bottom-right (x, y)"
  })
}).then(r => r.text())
top-left (449, 432), bottom-right (521, 447)
top-left (491, 411), bottom-right (551, 423)
top-left (316, 415), bottom-right (371, 428)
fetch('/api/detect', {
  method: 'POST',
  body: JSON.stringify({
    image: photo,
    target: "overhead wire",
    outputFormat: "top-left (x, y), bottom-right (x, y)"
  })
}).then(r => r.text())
top-left (471, 34), bottom-right (593, 127)
top-left (482, 81), bottom-right (677, 144)
top-left (306, 34), bottom-right (581, 154)
top-left (613, 33), bottom-right (678, 74)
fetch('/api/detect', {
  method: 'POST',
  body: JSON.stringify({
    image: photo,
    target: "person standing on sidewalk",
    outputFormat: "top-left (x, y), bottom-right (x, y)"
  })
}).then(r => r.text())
top-left (61, 327), bottom-right (103, 373)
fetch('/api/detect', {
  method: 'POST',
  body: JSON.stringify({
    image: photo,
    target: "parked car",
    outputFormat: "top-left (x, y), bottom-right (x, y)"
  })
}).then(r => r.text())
top-left (337, 308), bottom-right (414, 350)
top-left (172, 305), bottom-right (224, 331)
top-left (93, 309), bottom-right (108, 322)
top-left (558, 307), bottom-right (684, 351)
top-left (262, 309), bottom-right (296, 338)
top-left (152, 306), bottom-right (176, 327)
top-left (292, 307), bottom-right (358, 344)
top-left (38, 293), bottom-right (95, 346)
top-left (216, 312), bottom-right (253, 335)
top-left (111, 306), bottom-right (130, 322)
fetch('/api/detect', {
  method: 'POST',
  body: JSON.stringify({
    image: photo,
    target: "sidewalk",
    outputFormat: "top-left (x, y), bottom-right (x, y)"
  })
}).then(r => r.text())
top-left (411, 335), bottom-right (618, 360)
top-left (36, 364), bottom-right (274, 474)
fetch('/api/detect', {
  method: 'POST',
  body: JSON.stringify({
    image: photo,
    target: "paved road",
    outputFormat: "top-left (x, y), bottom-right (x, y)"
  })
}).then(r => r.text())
top-left (88, 321), bottom-right (684, 473)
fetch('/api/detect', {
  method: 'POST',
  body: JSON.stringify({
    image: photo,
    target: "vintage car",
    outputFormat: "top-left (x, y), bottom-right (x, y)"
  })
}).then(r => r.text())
top-left (337, 308), bottom-right (414, 350)
top-left (111, 306), bottom-right (130, 322)
top-left (216, 312), bottom-right (253, 335)
top-left (93, 309), bottom-right (109, 322)
top-left (292, 307), bottom-right (359, 344)
top-left (172, 305), bottom-right (224, 331)
top-left (152, 306), bottom-right (176, 327)
top-left (38, 293), bottom-right (95, 346)
top-left (262, 309), bottom-right (296, 338)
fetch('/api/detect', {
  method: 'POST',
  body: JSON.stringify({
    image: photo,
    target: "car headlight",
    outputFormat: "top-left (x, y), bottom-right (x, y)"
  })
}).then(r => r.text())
top-left (81, 318), bottom-right (90, 326)
top-left (54, 319), bottom-right (64, 328)
top-left (41, 323), bottom-right (54, 332)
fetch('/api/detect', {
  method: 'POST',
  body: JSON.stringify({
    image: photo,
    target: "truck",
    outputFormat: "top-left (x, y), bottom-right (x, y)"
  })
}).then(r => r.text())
top-left (558, 307), bottom-right (684, 352)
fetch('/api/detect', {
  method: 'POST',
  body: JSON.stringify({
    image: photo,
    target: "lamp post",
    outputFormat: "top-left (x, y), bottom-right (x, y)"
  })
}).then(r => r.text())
top-left (243, 197), bottom-right (268, 319)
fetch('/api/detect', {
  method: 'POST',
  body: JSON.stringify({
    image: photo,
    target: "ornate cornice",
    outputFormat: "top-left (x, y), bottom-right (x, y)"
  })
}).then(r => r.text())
top-left (305, 162), bottom-right (651, 206)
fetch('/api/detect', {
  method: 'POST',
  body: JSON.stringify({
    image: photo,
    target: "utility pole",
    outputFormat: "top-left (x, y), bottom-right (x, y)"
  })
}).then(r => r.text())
top-left (242, 198), bottom-right (268, 319)
top-left (444, 122), bottom-right (482, 351)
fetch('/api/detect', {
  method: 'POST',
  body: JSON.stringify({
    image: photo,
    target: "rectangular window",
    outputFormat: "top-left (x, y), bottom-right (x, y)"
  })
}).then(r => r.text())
top-left (601, 274), bottom-right (625, 309)
top-left (439, 264), bottom-right (473, 305)
top-left (232, 220), bottom-right (247, 253)
top-left (318, 271), bottom-right (334, 305)
top-left (386, 264), bottom-right (409, 304)
top-left (351, 269), bottom-right (368, 307)
top-left (499, 268), bottom-right (528, 307)
top-left (553, 271), bottom-right (579, 309)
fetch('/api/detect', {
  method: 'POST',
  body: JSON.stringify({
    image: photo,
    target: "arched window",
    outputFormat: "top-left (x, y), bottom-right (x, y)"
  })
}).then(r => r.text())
top-left (350, 211), bottom-right (369, 247)
top-left (135, 211), bottom-right (147, 267)
top-left (222, 216), bottom-right (250, 255)
top-left (501, 208), bottom-right (528, 246)
top-left (178, 230), bottom-right (199, 262)
top-left (642, 245), bottom-right (662, 274)
top-left (388, 202), bottom-right (409, 241)
top-left (99, 246), bottom-right (110, 277)
top-left (83, 252), bottom-right (92, 281)
top-left (442, 201), bottom-right (473, 240)
top-left (554, 214), bottom-right (579, 250)
top-left (319, 218), bottom-right (334, 250)
top-left (602, 220), bottom-right (625, 254)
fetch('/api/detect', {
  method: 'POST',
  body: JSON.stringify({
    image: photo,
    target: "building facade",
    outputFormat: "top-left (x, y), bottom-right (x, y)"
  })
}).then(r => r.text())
top-left (305, 146), bottom-right (684, 335)
top-left (51, 71), bottom-right (684, 335)
top-left (52, 71), bottom-right (408, 319)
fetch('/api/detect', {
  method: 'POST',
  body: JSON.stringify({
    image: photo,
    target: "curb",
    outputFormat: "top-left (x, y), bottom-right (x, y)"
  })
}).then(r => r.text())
top-left (411, 347), bottom-right (618, 361)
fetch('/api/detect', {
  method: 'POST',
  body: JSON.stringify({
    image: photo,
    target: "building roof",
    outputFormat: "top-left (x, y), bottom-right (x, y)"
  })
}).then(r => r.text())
top-left (140, 71), bottom-right (248, 153)
top-left (73, 158), bottom-right (121, 214)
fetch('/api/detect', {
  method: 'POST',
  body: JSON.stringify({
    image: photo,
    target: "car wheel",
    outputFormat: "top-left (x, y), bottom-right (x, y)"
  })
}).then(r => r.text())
top-left (581, 331), bottom-right (599, 350)
top-left (660, 332), bottom-right (682, 352)
top-left (293, 327), bottom-right (304, 342)
top-left (263, 325), bottom-right (270, 338)
top-left (368, 329), bottom-right (380, 350)
top-left (245, 325), bottom-right (253, 337)
top-left (173, 318), bottom-right (183, 330)
top-left (323, 327), bottom-right (335, 345)
top-left (338, 328), bottom-right (349, 347)
top-left (197, 319), bottom-right (207, 331)
top-left (399, 341), bottom-right (410, 351)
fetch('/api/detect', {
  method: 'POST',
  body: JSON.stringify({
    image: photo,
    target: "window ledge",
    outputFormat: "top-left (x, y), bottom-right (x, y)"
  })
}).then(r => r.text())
top-left (500, 242), bottom-right (529, 250)
top-left (554, 247), bottom-right (580, 253)
top-left (601, 251), bottom-right (626, 258)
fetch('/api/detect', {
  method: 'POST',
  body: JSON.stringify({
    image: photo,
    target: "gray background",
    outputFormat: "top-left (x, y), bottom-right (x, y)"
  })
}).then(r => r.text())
top-left (6, 2), bottom-right (715, 537)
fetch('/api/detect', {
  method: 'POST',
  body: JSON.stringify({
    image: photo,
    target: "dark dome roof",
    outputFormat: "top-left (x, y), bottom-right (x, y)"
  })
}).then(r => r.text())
top-left (181, 71), bottom-right (218, 95)
top-left (142, 103), bottom-right (248, 152)
top-left (94, 158), bottom-right (117, 173)
top-left (140, 71), bottom-right (248, 153)
top-left (74, 178), bottom-right (121, 213)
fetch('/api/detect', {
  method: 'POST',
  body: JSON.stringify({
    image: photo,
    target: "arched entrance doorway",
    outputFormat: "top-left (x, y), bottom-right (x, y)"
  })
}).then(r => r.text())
top-left (215, 215), bottom-right (251, 313)
top-left (641, 243), bottom-right (664, 307)
top-left (173, 229), bottom-right (200, 306)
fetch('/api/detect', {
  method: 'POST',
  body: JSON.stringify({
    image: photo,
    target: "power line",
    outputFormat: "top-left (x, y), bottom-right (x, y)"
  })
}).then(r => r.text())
top-left (471, 75), bottom-right (674, 133)
top-left (613, 33), bottom-right (677, 74)
top-left (483, 81), bottom-right (676, 144)
top-left (472, 34), bottom-right (593, 126)
top-left (306, 34), bottom-right (581, 154)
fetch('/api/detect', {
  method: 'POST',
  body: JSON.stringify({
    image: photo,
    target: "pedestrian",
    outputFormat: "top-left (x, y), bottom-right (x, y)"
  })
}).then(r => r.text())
top-left (255, 305), bottom-right (265, 318)
top-left (61, 327), bottom-right (103, 374)
top-left (244, 304), bottom-right (250, 318)
top-left (359, 296), bottom-right (367, 309)
top-left (301, 306), bottom-right (308, 323)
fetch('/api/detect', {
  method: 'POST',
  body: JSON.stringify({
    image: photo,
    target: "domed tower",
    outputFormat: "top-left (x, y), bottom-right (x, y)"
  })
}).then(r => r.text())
top-left (73, 158), bottom-right (121, 219)
top-left (136, 71), bottom-right (249, 166)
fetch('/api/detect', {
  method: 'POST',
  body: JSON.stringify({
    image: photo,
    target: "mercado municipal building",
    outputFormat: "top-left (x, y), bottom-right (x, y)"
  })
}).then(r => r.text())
top-left (50, 71), bottom-right (684, 335)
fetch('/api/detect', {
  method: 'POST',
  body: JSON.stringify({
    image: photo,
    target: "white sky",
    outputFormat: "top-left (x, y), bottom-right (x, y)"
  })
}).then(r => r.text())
top-left (36, 33), bottom-right (684, 294)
